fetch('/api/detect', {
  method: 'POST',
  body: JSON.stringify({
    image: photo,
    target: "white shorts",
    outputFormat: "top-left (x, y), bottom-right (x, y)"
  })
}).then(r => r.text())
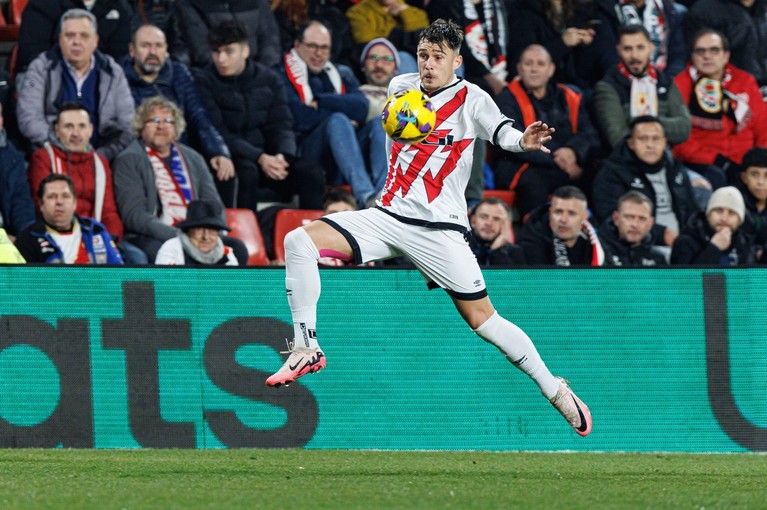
top-left (321, 208), bottom-right (487, 300)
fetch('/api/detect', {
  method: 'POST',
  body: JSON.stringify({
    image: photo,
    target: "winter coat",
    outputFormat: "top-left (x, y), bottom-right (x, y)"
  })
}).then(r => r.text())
top-left (598, 217), bottom-right (668, 266)
top-left (593, 64), bottom-right (691, 148)
top-left (685, 0), bottom-right (767, 85)
top-left (172, 0), bottom-right (280, 69)
top-left (15, 0), bottom-right (140, 75)
top-left (155, 236), bottom-right (238, 266)
top-left (673, 63), bottom-right (767, 165)
top-left (592, 142), bottom-right (700, 242)
top-left (193, 60), bottom-right (297, 162)
top-left (16, 216), bottom-right (123, 264)
top-left (468, 231), bottom-right (526, 266)
top-left (121, 57), bottom-right (230, 161)
top-left (28, 140), bottom-right (124, 240)
top-left (0, 138), bottom-right (35, 236)
top-left (518, 205), bottom-right (603, 266)
top-left (735, 179), bottom-right (767, 250)
top-left (111, 139), bottom-right (225, 245)
top-left (16, 48), bottom-right (135, 161)
top-left (671, 211), bottom-right (757, 265)
top-left (346, 0), bottom-right (429, 50)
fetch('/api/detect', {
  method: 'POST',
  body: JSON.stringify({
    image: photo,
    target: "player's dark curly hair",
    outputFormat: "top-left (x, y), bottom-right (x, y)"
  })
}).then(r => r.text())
top-left (419, 19), bottom-right (463, 52)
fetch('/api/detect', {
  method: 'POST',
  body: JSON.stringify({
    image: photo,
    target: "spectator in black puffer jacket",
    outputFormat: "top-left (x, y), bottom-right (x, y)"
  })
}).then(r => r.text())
top-left (172, 0), bottom-right (281, 69)
top-left (193, 19), bottom-right (325, 211)
top-left (599, 190), bottom-right (668, 266)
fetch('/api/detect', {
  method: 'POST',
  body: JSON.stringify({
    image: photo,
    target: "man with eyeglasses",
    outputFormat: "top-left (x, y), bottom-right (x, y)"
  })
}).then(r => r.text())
top-left (672, 29), bottom-right (767, 189)
top-left (278, 20), bottom-right (386, 208)
top-left (112, 95), bottom-right (242, 263)
top-left (592, 115), bottom-right (699, 256)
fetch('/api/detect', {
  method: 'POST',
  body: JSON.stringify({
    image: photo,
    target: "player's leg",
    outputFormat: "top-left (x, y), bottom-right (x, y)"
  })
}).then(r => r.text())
top-left (266, 221), bottom-right (352, 388)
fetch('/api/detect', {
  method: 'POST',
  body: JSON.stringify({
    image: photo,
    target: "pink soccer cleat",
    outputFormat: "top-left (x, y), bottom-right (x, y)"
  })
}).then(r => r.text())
top-left (266, 346), bottom-right (326, 388)
top-left (549, 377), bottom-right (592, 436)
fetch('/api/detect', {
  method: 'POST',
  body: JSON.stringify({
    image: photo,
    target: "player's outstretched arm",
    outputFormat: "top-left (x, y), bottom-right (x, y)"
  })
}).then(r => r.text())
top-left (520, 121), bottom-right (555, 154)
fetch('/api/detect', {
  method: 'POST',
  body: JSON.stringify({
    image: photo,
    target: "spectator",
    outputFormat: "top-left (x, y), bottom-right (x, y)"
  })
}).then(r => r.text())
top-left (16, 174), bottom-right (123, 264)
top-left (27, 103), bottom-right (124, 244)
top-left (599, 190), bottom-right (668, 266)
top-left (0, 104), bottom-right (36, 239)
top-left (111, 96), bottom-right (236, 262)
top-left (271, 0), bottom-right (356, 69)
top-left (592, 116), bottom-right (699, 252)
top-left (671, 186), bottom-right (757, 265)
top-left (318, 187), bottom-right (359, 266)
top-left (137, 0), bottom-right (177, 41)
top-left (172, 0), bottom-right (281, 69)
top-left (673, 29), bottom-right (767, 189)
top-left (194, 19), bottom-right (325, 211)
top-left (493, 44), bottom-right (599, 217)
top-left (518, 185), bottom-right (605, 266)
top-left (16, 9), bottom-right (134, 161)
top-left (278, 20), bottom-right (384, 207)
top-left (684, 0), bottom-right (767, 88)
top-left (434, 0), bottom-right (510, 95)
top-left (359, 38), bottom-right (399, 123)
top-left (593, 25), bottom-right (691, 149)
top-left (346, 0), bottom-right (428, 70)
top-left (122, 24), bottom-right (235, 199)
top-left (468, 197), bottom-right (526, 266)
top-left (15, 0), bottom-right (140, 77)
top-left (735, 147), bottom-right (767, 257)
top-left (155, 199), bottom-right (239, 265)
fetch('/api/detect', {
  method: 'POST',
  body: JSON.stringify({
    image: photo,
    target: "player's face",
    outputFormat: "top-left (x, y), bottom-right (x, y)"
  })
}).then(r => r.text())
top-left (362, 44), bottom-right (397, 87)
top-left (517, 46), bottom-right (555, 92)
top-left (417, 41), bottom-right (461, 92)
top-left (707, 208), bottom-right (741, 232)
top-left (741, 166), bottom-right (767, 202)
top-left (296, 24), bottom-right (332, 74)
top-left (130, 25), bottom-right (168, 76)
top-left (470, 203), bottom-right (507, 242)
top-left (617, 33), bottom-right (653, 76)
top-left (691, 33), bottom-right (729, 80)
top-left (40, 180), bottom-right (77, 230)
top-left (59, 17), bottom-right (99, 70)
top-left (627, 121), bottom-right (666, 165)
top-left (141, 106), bottom-right (178, 155)
top-left (612, 200), bottom-right (654, 246)
top-left (213, 42), bottom-right (250, 77)
top-left (186, 227), bottom-right (220, 254)
top-left (549, 196), bottom-right (588, 242)
top-left (55, 109), bottom-right (93, 152)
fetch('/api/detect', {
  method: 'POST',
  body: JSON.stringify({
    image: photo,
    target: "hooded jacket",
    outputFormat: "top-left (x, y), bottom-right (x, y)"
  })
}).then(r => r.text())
top-left (598, 217), bottom-right (668, 266)
top-left (592, 141), bottom-right (699, 243)
top-left (671, 211), bottom-right (757, 265)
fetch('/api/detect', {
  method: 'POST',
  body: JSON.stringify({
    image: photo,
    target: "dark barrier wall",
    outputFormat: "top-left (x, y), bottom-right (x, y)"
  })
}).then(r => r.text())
top-left (0, 267), bottom-right (764, 451)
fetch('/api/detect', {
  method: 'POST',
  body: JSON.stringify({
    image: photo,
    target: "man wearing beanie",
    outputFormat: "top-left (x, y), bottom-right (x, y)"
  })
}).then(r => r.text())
top-left (359, 38), bottom-right (400, 124)
top-left (671, 186), bottom-right (758, 265)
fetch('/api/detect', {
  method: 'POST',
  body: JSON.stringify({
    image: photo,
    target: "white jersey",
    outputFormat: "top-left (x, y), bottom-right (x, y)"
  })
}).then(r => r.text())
top-left (380, 73), bottom-right (524, 231)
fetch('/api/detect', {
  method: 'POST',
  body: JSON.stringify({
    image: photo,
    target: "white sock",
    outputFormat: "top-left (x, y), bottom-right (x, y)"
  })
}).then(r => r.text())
top-left (284, 228), bottom-right (321, 349)
top-left (473, 312), bottom-right (560, 399)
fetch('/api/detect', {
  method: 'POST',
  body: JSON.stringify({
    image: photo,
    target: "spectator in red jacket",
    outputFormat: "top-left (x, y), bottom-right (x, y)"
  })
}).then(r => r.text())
top-left (673, 29), bottom-right (767, 189)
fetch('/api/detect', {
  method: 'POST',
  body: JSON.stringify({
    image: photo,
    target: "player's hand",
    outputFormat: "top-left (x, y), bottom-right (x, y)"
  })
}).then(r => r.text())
top-left (258, 153), bottom-right (289, 181)
top-left (521, 121), bottom-right (555, 154)
top-left (711, 227), bottom-right (733, 251)
top-left (211, 156), bottom-right (235, 181)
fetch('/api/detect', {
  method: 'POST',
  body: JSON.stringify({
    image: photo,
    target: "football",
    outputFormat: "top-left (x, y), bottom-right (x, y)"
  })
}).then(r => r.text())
top-left (381, 89), bottom-right (436, 144)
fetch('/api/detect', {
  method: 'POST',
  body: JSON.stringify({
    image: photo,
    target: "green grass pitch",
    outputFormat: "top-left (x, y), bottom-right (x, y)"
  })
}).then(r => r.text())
top-left (0, 449), bottom-right (764, 509)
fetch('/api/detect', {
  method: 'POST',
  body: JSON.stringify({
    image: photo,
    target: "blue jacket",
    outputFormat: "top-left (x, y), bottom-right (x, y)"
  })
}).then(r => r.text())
top-left (0, 138), bottom-right (36, 235)
top-left (16, 216), bottom-right (124, 264)
top-left (121, 57), bottom-right (231, 160)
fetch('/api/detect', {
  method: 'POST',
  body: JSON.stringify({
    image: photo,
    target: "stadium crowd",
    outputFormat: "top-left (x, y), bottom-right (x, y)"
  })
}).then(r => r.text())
top-left (0, 0), bottom-right (766, 267)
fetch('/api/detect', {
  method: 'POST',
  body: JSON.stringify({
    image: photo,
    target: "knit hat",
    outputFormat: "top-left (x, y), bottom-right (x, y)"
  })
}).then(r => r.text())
top-left (706, 186), bottom-right (745, 223)
top-left (359, 37), bottom-right (400, 70)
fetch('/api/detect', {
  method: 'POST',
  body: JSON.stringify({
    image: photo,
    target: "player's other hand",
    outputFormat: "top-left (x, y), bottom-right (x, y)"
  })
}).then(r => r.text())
top-left (522, 121), bottom-right (555, 154)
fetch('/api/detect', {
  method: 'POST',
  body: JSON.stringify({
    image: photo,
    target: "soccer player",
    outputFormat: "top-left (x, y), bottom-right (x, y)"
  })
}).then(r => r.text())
top-left (267, 19), bottom-right (592, 437)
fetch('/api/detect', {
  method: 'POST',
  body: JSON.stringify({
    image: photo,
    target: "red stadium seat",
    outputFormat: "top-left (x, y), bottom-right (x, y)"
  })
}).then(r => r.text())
top-left (273, 209), bottom-right (324, 264)
top-left (225, 208), bottom-right (270, 266)
top-left (0, 0), bottom-right (26, 41)
top-left (482, 189), bottom-right (516, 207)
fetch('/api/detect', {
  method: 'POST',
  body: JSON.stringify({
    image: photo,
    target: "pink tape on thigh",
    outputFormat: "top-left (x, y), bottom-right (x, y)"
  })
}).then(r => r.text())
top-left (319, 249), bottom-right (352, 261)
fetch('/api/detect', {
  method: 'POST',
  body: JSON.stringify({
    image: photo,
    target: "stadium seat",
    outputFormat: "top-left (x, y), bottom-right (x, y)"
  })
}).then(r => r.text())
top-left (0, 0), bottom-right (26, 41)
top-left (482, 189), bottom-right (515, 207)
top-left (273, 209), bottom-right (324, 264)
top-left (225, 208), bottom-right (270, 266)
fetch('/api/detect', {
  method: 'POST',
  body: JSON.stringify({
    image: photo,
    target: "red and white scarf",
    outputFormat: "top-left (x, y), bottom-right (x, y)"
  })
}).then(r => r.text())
top-left (687, 65), bottom-right (752, 132)
top-left (620, 0), bottom-right (668, 70)
top-left (283, 48), bottom-right (344, 105)
top-left (618, 62), bottom-right (659, 118)
top-left (145, 144), bottom-right (194, 226)
top-left (44, 141), bottom-right (106, 222)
